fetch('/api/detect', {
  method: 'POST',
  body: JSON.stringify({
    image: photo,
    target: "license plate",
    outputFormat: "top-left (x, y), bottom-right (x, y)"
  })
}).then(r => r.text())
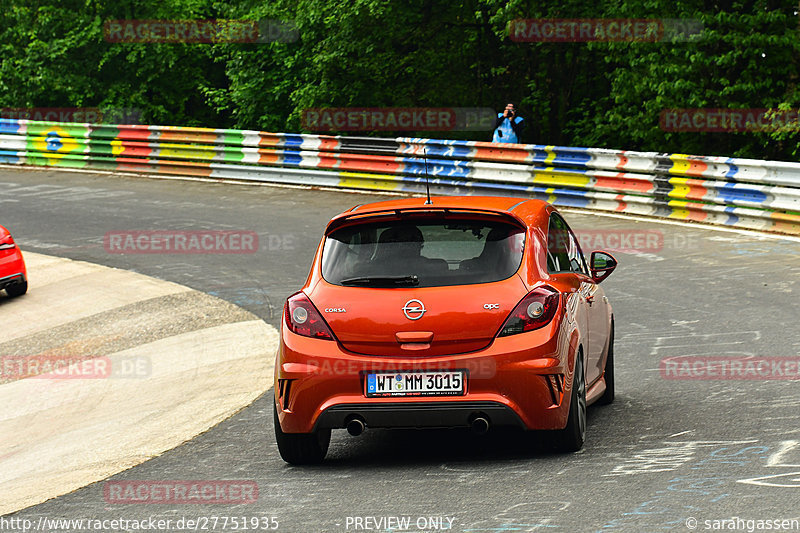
top-left (365, 371), bottom-right (465, 397)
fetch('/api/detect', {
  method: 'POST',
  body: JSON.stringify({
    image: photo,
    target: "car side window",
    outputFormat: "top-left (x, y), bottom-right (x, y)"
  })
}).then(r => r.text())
top-left (546, 213), bottom-right (588, 276)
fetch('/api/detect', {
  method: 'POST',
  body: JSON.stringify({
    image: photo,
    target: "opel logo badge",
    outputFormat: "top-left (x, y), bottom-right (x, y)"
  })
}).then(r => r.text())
top-left (402, 299), bottom-right (426, 320)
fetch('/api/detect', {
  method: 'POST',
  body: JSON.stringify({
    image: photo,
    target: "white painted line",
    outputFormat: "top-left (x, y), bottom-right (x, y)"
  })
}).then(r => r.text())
top-left (767, 440), bottom-right (800, 467)
top-left (737, 472), bottom-right (800, 488)
top-left (0, 319), bottom-right (278, 515)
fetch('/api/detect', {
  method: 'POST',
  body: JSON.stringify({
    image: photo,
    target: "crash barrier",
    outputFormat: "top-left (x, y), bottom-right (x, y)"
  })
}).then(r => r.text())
top-left (2, 118), bottom-right (799, 235)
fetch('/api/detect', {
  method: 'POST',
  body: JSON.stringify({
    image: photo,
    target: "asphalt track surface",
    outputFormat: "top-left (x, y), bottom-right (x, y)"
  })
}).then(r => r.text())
top-left (2, 167), bottom-right (800, 533)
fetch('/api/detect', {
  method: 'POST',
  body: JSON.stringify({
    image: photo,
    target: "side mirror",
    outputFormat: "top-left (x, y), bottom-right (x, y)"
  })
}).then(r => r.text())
top-left (590, 251), bottom-right (617, 284)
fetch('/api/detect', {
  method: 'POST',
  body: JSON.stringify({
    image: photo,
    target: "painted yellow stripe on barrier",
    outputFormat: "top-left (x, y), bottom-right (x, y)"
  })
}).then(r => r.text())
top-left (545, 187), bottom-right (557, 204)
top-left (669, 154), bottom-right (692, 175)
top-left (668, 178), bottom-right (692, 199)
top-left (532, 169), bottom-right (591, 188)
top-left (338, 172), bottom-right (402, 191)
top-left (666, 199), bottom-right (691, 219)
top-left (667, 200), bottom-right (710, 221)
top-left (110, 139), bottom-right (124, 157)
top-left (544, 146), bottom-right (557, 165)
top-left (159, 143), bottom-right (217, 160)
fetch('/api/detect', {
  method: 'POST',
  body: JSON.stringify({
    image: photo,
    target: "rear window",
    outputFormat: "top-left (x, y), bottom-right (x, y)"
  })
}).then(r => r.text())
top-left (321, 218), bottom-right (525, 288)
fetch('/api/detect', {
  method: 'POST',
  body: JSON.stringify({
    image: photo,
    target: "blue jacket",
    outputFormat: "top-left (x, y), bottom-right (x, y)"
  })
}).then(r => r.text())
top-left (492, 113), bottom-right (524, 143)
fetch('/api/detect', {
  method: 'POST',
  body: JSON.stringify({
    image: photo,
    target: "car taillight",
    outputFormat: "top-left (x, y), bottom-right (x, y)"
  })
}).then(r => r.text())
top-left (0, 235), bottom-right (16, 250)
top-left (497, 285), bottom-right (560, 337)
top-left (284, 292), bottom-right (335, 341)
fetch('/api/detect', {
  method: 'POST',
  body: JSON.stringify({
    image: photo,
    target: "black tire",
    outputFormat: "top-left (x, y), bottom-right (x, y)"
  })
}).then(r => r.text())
top-left (552, 352), bottom-right (586, 453)
top-left (597, 322), bottom-right (615, 405)
top-left (5, 281), bottom-right (27, 298)
top-left (273, 402), bottom-right (330, 465)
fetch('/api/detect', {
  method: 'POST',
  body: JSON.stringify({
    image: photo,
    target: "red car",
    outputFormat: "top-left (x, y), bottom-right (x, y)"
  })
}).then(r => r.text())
top-left (0, 224), bottom-right (27, 298)
top-left (274, 196), bottom-right (617, 464)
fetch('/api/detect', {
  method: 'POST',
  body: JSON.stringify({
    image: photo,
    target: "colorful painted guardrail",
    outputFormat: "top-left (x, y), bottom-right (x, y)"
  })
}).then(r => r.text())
top-left (1, 118), bottom-right (799, 234)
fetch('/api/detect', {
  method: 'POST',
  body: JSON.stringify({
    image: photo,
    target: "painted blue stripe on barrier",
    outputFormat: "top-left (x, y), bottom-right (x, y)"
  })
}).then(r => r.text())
top-left (724, 159), bottom-right (739, 179)
top-left (527, 149), bottom-right (551, 164)
top-left (551, 156), bottom-right (587, 167)
top-left (549, 149), bottom-right (593, 166)
top-left (0, 119), bottom-right (22, 134)
top-left (442, 145), bottom-right (474, 159)
top-left (282, 135), bottom-right (305, 147)
top-left (282, 152), bottom-right (304, 166)
top-left (402, 159), bottom-right (470, 178)
top-left (418, 145), bottom-right (473, 159)
top-left (716, 184), bottom-right (768, 205)
top-left (396, 139), bottom-right (476, 159)
top-left (421, 139), bottom-right (472, 147)
top-left (0, 151), bottom-right (21, 163)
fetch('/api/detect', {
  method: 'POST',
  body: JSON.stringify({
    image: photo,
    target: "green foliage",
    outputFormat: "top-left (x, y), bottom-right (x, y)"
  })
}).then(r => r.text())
top-left (0, 0), bottom-right (227, 126)
top-left (2, 0), bottom-right (800, 159)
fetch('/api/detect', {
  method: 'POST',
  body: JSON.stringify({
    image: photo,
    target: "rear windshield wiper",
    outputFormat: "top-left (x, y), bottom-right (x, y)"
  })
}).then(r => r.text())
top-left (340, 275), bottom-right (420, 287)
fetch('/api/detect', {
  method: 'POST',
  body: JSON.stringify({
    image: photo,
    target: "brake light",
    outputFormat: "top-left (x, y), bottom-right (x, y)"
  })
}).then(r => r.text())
top-left (498, 285), bottom-right (560, 337)
top-left (0, 235), bottom-right (16, 250)
top-left (284, 292), bottom-right (335, 341)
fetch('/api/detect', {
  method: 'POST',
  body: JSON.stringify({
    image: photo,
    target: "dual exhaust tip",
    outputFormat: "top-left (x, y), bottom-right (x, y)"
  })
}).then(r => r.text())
top-left (344, 414), bottom-right (490, 436)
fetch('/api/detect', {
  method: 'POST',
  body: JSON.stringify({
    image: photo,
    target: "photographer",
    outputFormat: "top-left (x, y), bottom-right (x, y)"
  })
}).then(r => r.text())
top-left (492, 103), bottom-right (525, 144)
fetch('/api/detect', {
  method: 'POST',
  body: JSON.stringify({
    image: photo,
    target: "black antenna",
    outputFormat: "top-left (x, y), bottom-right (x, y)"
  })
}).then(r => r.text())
top-left (423, 147), bottom-right (433, 205)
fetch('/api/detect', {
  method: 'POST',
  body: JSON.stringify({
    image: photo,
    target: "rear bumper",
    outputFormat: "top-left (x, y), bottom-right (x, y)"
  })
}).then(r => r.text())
top-left (314, 401), bottom-right (525, 431)
top-left (0, 248), bottom-right (27, 291)
top-left (276, 318), bottom-right (579, 434)
top-left (0, 272), bottom-right (26, 291)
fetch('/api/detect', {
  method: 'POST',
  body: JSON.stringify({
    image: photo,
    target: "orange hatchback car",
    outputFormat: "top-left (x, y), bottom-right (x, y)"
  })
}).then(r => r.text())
top-left (0, 224), bottom-right (27, 298)
top-left (274, 196), bottom-right (617, 464)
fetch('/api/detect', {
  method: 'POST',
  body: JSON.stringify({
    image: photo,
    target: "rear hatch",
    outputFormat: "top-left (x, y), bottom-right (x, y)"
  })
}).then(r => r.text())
top-left (308, 280), bottom-right (528, 356)
top-left (310, 212), bottom-right (529, 356)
